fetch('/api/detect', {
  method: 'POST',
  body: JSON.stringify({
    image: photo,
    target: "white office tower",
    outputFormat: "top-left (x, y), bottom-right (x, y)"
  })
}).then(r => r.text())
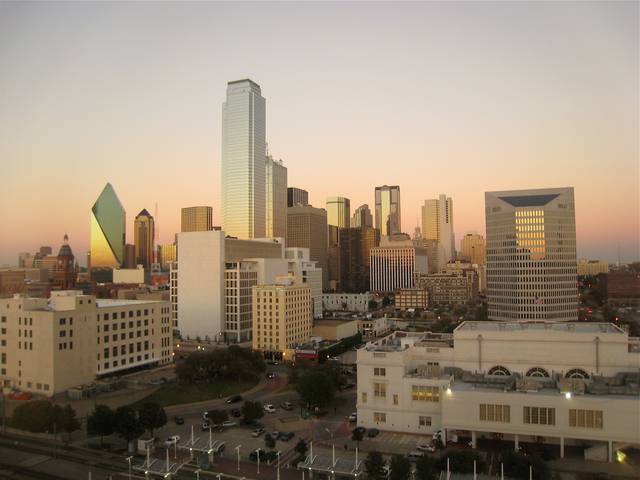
top-left (485, 187), bottom-right (578, 321)
top-left (375, 185), bottom-right (401, 236)
top-left (265, 155), bottom-right (288, 238)
top-left (351, 204), bottom-right (373, 228)
top-left (222, 79), bottom-right (266, 238)
top-left (421, 194), bottom-right (455, 271)
top-left (370, 234), bottom-right (427, 293)
top-left (285, 247), bottom-right (323, 318)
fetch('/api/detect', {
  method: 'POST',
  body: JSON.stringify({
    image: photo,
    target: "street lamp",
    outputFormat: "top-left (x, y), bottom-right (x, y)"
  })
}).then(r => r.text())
top-left (255, 448), bottom-right (261, 474)
top-left (126, 456), bottom-right (133, 480)
top-left (235, 445), bottom-right (242, 471)
top-left (194, 469), bottom-right (201, 480)
top-left (277, 451), bottom-right (281, 480)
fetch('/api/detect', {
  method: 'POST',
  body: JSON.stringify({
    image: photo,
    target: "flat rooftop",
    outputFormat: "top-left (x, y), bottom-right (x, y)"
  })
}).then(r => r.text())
top-left (95, 299), bottom-right (164, 308)
top-left (457, 321), bottom-right (623, 334)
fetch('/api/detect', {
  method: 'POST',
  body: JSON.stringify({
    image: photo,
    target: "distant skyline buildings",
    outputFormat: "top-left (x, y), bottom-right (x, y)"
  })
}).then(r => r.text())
top-left (287, 187), bottom-right (309, 208)
top-left (375, 185), bottom-right (401, 237)
top-left (326, 196), bottom-right (351, 228)
top-left (265, 156), bottom-right (287, 238)
top-left (134, 208), bottom-right (154, 270)
top-left (221, 79), bottom-right (267, 239)
top-left (89, 183), bottom-right (125, 278)
top-left (181, 206), bottom-right (213, 232)
top-left (351, 204), bottom-right (373, 229)
top-left (422, 194), bottom-right (455, 271)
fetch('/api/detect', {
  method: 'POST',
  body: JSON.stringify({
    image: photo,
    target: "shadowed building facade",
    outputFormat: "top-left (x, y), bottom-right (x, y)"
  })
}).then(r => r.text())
top-left (134, 209), bottom-right (155, 270)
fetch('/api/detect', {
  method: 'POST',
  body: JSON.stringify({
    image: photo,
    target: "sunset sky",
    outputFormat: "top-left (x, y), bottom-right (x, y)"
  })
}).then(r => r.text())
top-left (0, 1), bottom-right (637, 266)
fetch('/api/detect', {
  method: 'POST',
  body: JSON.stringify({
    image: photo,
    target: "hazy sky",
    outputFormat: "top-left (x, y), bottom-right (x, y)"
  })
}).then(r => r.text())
top-left (0, 1), bottom-right (638, 266)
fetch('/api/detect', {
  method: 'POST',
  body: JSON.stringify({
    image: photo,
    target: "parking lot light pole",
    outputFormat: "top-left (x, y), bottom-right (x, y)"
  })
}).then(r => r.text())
top-left (277, 451), bottom-right (280, 480)
top-left (235, 445), bottom-right (241, 471)
top-left (195, 469), bottom-right (201, 480)
top-left (126, 456), bottom-right (133, 480)
top-left (255, 449), bottom-right (260, 474)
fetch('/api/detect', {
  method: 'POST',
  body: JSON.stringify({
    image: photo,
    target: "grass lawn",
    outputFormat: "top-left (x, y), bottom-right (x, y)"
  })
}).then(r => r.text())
top-left (135, 378), bottom-right (259, 407)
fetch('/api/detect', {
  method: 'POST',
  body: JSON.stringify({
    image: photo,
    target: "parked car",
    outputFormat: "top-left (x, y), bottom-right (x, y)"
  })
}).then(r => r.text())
top-left (348, 412), bottom-right (357, 422)
top-left (416, 444), bottom-right (436, 453)
top-left (164, 435), bottom-right (180, 446)
top-left (230, 408), bottom-right (242, 417)
top-left (280, 432), bottom-right (295, 441)
top-left (226, 395), bottom-right (243, 404)
top-left (280, 401), bottom-right (294, 411)
top-left (367, 428), bottom-right (380, 438)
top-left (269, 431), bottom-right (280, 440)
top-left (406, 451), bottom-right (425, 462)
top-left (173, 416), bottom-right (185, 425)
top-left (267, 372), bottom-right (277, 379)
top-left (251, 427), bottom-right (265, 437)
top-left (221, 420), bottom-right (237, 428)
top-left (352, 427), bottom-right (366, 436)
top-left (263, 404), bottom-right (276, 413)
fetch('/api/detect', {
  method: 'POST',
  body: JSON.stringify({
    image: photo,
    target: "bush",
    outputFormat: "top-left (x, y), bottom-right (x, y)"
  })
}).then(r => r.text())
top-left (176, 345), bottom-right (265, 384)
top-left (502, 451), bottom-right (551, 480)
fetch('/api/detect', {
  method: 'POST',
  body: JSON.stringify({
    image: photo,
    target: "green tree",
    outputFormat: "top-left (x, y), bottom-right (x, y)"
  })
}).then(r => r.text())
top-left (351, 428), bottom-right (364, 449)
top-left (502, 451), bottom-right (551, 480)
top-left (382, 296), bottom-right (392, 307)
top-left (206, 409), bottom-right (228, 425)
top-left (137, 401), bottom-right (167, 437)
top-left (10, 400), bottom-right (55, 433)
top-left (364, 450), bottom-right (386, 480)
top-left (87, 404), bottom-right (115, 447)
top-left (368, 299), bottom-right (378, 310)
top-left (54, 405), bottom-right (80, 442)
top-left (295, 439), bottom-right (308, 459)
top-left (295, 371), bottom-right (336, 407)
top-left (389, 454), bottom-right (411, 480)
top-left (265, 433), bottom-right (276, 450)
top-left (113, 406), bottom-right (144, 451)
top-left (241, 401), bottom-right (264, 423)
top-left (415, 455), bottom-right (439, 480)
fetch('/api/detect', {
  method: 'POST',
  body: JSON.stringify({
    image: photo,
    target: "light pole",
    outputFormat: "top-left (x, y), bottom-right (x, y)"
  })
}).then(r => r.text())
top-left (255, 448), bottom-right (260, 474)
top-left (277, 451), bottom-right (281, 480)
top-left (325, 427), bottom-right (334, 441)
top-left (126, 456), bottom-right (133, 480)
top-left (195, 469), bottom-right (201, 480)
top-left (235, 445), bottom-right (241, 471)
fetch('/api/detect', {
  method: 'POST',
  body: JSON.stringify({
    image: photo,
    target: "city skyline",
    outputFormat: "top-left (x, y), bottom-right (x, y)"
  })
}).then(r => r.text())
top-left (1, 1), bottom-right (638, 265)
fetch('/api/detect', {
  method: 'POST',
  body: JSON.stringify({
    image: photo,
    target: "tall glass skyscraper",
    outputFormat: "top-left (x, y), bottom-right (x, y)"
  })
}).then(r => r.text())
top-left (326, 196), bottom-right (351, 227)
top-left (421, 194), bottom-right (455, 271)
top-left (265, 155), bottom-right (287, 238)
top-left (90, 183), bottom-right (125, 272)
top-left (222, 79), bottom-right (266, 239)
top-left (374, 185), bottom-right (401, 236)
top-left (134, 208), bottom-right (155, 269)
top-left (485, 187), bottom-right (578, 322)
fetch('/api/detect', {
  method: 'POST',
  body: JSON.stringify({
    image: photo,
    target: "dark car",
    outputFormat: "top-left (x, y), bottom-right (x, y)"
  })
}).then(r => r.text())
top-left (230, 408), bottom-right (242, 417)
top-left (173, 416), bottom-right (185, 425)
top-left (352, 427), bottom-right (366, 436)
top-left (226, 395), bottom-right (243, 404)
top-left (280, 432), bottom-right (295, 441)
top-left (367, 428), bottom-right (380, 438)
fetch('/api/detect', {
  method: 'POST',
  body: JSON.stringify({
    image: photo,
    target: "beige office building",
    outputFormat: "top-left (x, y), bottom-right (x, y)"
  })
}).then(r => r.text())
top-left (370, 235), bottom-right (427, 293)
top-left (459, 233), bottom-right (486, 266)
top-left (252, 279), bottom-right (312, 357)
top-left (287, 206), bottom-right (328, 288)
top-left (0, 291), bottom-right (172, 395)
top-left (265, 156), bottom-right (287, 239)
top-left (577, 259), bottom-right (609, 276)
top-left (421, 194), bottom-right (455, 271)
top-left (396, 288), bottom-right (429, 310)
top-left (416, 272), bottom-right (474, 305)
top-left (357, 322), bottom-right (640, 462)
top-left (181, 206), bottom-right (214, 232)
top-left (326, 197), bottom-right (351, 228)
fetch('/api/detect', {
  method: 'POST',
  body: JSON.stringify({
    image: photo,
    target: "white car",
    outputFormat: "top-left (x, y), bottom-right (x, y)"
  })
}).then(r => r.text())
top-left (263, 404), bottom-right (276, 413)
top-left (348, 412), bottom-right (357, 422)
top-left (221, 420), bottom-right (237, 428)
top-left (164, 435), bottom-right (180, 446)
top-left (416, 443), bottom-right (436, 453)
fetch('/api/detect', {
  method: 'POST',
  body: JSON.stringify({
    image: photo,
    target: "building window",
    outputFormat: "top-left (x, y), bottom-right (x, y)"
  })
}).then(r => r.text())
top-left (488, 365), bottom-right (511, 376)
top-left (480, 404), bottom-right (511, 423)
top-left (411, 385), bottom-right (439, 402)
top-left (523, 406), bottom-right (555, 426)
top-left (419, 416), bottom-right (431, 427)
top-left (374, 367), bottom-right (386, 377)
top-left (565, 369), bottom-right (589, 379)
top-left (373, 383), bottom-right (386, 398)
top-left (526, 367), bottom-right (550, 378)
top-left (393, 394), bottom-right (398, 405)
top-left (362, 392), bottom-right (367, 403)
top-left (373, 412), bottom-right (386, 423)
top-left (569, 409), bottom-right (603, 429)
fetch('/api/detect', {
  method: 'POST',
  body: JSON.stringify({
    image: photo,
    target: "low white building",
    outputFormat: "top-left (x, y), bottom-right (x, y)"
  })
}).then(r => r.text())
top-left (357, 321), bottom-right (640, 462)
top-left (358, 316), bottom-right (391, 339)
top-left (113, 266), bottom-right (145, 284)
top-left (322, 293), bottom-right (372, 312)
top-left (286, 247), bottom-right (323, 318)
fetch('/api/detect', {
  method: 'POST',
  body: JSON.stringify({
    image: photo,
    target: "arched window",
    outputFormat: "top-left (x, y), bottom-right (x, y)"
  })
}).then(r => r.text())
top-left (488, 365), bottom-right (511, 376)
top-left (565, 368), bottom-right (589, 379)
top-left (526, 367), bottom-right (550, 378)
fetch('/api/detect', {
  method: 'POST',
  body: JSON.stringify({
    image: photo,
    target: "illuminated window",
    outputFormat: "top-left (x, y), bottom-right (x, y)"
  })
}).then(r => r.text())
top-left (373, 412), bottom-right (386, 423)
top-left (411, 385), bottom-right (439, 402)
top-left (569, 409), bottom-right (603, 429)
top-left (479, 404), bottom-right (510, 423)
top-left (523, 406), bottom-right (555, 425)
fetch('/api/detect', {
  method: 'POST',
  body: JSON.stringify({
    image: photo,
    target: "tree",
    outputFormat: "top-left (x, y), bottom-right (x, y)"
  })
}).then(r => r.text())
top-left (440, 450), bottom-right (483, 474)
top-left (205, 409), bottom-right (228, 425)
top-left (55, 405), bottom-right (80, 442)
top-left (295, 371), bottom-right (336, 407)
top-left (137, 401), bottom-right (167, 437)
top-left (389, 454), bottom-right (411, 480)
top-left (265, 433), bottom-right (276, 450)
top-left (241, 401), bottom-right (264, 423)
top-left (364, 450), bottom-right (386, 480)
top-left (113, 406), bottom-right (144, 451)
top-left (10, 400), bottom-right (55, 433)
top-left (351, 428), bottom-right (364, 449)
top-left (382, 296), bottom-right (392, 307)
top-left (502, 451), bottom-right (551, 480)
top-left (368, 299), bottom-right (378, 310)
top-left (295, 439), bottom-right (308, 459)
top-left (415, 455), bottom-right (439, 480)
top-left (87, 404), bottom-right (115, 447)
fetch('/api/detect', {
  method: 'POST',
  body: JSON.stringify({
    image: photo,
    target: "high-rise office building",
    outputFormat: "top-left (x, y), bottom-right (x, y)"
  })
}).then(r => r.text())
top-left (422, 194), bottom-right (455, 271)
top-left (134, 209), bottom-right (155, 270)
top-left (287, 187), bottom-right (309, 207)
top-left (459, 233), bottom-right (486, 266)
top-left (375, 186), bottom-right (401, 236)
top-left (326, 197), bottom-right (351, 228)
top-left (90, 183), bottom-right (126, 281)
top-left (339, 227), bottom-right (380, 292)
top-left (265, 156), bottom-right (288, 238)
top-left (287, 206), bottom-right (328, 288)
top-left (370, 235), bottom-right (427, 293)
top-left (351, 204), bottom-right (373, 228)
top-left (485, 187), bottom-right (578, 321)
top-left (181, 206), bottom-right (213, 232)
top-left (158, 243), bottom-right (177, 270)
top-left (222, 79), bottom-right (266, 238)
